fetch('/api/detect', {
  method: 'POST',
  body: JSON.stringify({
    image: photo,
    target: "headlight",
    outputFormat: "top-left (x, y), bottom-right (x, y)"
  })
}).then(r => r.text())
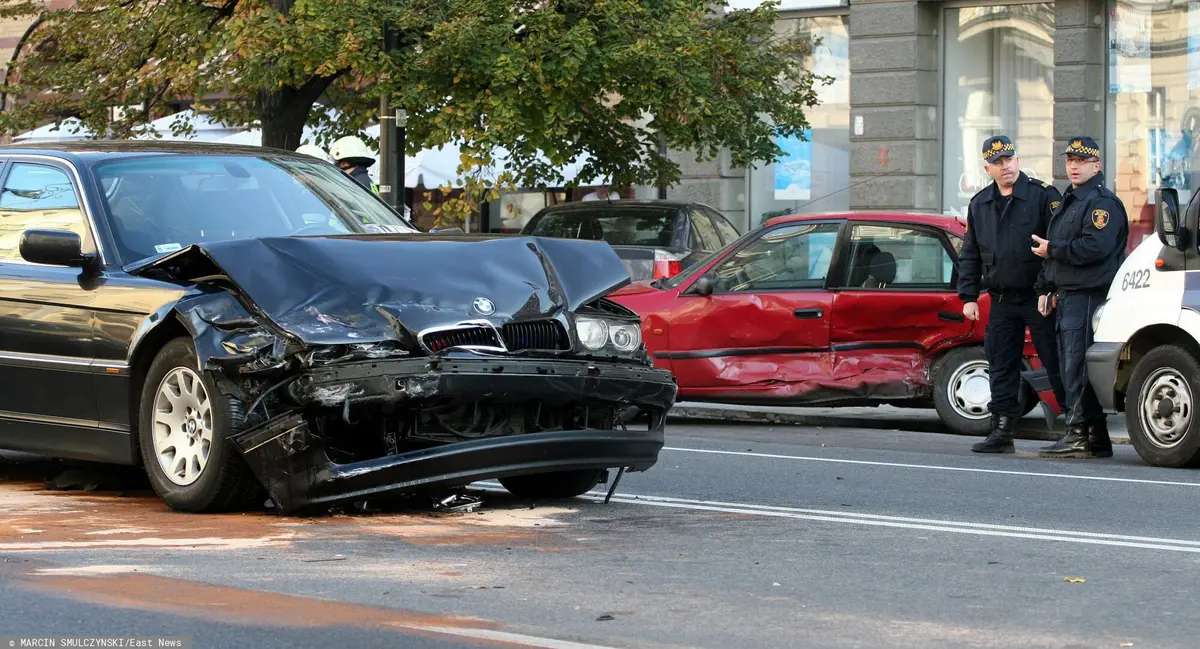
top-left (576, 317), bottom-right (609, 350)
top-left (610, 323), bottom-right (641, 352)
top-left (574, 316), bottom-right (642, 354)
top-left (1092, 301), bottom-right (1106, 332)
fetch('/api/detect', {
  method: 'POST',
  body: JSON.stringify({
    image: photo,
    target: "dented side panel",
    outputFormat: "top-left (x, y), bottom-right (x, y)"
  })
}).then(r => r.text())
top-left (829, 291), bottom-right (978, 353)
top-left (677, 350), bottom-right (926, 403)
top-left (662, 291), bottom-right (835, 390)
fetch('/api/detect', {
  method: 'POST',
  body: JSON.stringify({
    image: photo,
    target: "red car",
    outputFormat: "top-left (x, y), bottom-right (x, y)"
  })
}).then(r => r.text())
top-left (609, 211), bottom-right (1060, 436)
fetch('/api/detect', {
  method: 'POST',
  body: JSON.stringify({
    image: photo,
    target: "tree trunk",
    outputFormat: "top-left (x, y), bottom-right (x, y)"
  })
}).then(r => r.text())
top-left (256, 75), bottom-right (337, 150)
top-left (257, 87), bottom-right (311, 151)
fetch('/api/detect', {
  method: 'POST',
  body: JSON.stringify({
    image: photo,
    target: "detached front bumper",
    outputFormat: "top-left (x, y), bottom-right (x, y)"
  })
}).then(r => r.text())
top-left (232, 356), bottom-right (678, 513)
top-left (1086, 342), bottom-right (1126, 412)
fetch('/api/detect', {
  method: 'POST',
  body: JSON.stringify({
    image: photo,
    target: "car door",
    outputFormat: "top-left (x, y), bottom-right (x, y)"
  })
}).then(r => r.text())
top-left (828, 221), bottom-right (974, 394)
top-left (704, 207), bottom-right (742, 245)
top-left (661, 220), bottom-right (842, 400)
top-left (687, 207), bottom-right (724, 255)
top-left (0, 158), bottom-right (110, 459)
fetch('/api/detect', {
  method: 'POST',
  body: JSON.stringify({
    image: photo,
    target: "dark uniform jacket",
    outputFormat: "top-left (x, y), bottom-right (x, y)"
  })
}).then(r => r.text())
top-left (1038, 171), bottom-right (1129, 293)
top-left (957, 172), bottom-right (1062, 303)
top-left (348, 167), bottom-right (377, 193)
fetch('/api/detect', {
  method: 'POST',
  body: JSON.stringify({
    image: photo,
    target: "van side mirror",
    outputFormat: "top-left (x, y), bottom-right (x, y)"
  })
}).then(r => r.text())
top-left (20, 229), bottom-right (93, 268)
top-left (692, 274), bottom-right (714, 296)
top-left (1156, 188), bottom-right (1186, 251)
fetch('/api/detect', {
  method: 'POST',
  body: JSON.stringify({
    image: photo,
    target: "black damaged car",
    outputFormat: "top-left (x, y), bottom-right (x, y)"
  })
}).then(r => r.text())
top-left (0, 141), bottom-right (677, 513)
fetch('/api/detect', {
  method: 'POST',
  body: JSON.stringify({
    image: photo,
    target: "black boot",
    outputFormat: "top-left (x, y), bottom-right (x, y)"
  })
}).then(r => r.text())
top-left (1089, 419), bottom-right (1113, 458)
top-left (1038, 424), bottom-right (1091, 458)
top-left (972, 415), bottom-right (1015, 453)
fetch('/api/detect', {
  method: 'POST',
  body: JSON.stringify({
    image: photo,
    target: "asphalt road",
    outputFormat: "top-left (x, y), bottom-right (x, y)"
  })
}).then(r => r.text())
top-left (2, 422), bottom-right (1199, 649)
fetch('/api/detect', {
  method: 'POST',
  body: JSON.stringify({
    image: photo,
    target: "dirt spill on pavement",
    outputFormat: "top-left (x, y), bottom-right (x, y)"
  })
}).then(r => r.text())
top-left (18, 570), bottom-right (505, 633)
top-left (0, 468), bottom-right (585, 553)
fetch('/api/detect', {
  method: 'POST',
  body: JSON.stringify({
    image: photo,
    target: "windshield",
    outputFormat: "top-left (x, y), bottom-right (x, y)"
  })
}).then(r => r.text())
top-left (527, 208), bottom-right (681, 248)
top-left (658, 226), bottom-right (758, 289)
top-left (93, 154), bottom-right (417, 263)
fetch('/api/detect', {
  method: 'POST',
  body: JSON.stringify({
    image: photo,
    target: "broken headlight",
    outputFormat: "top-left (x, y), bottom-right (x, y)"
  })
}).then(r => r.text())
top-left (577, 317), bottom-right (610, 351)
top-left (575, 316), bottom-right (642, 355)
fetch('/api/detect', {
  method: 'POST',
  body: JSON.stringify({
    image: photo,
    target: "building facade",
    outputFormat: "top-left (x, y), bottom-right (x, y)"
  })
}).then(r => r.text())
top-left (648, 0), bottom-right (1190, 252)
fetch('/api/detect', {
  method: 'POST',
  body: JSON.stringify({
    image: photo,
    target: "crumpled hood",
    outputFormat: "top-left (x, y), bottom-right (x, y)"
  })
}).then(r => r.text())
top-left (127, 234), bottom-right (631, 345)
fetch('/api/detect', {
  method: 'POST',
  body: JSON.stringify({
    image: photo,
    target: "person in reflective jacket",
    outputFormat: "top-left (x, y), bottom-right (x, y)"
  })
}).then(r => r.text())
top-left (330, 136), bottom-right (380, 195)
top-left (957, 135), bottom-right (1066, 454)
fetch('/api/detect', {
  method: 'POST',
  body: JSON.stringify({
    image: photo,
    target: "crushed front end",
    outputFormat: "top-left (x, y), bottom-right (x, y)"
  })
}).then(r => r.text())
top-left (133, 235), bottom-right (679, 514)
top-left (235, 351), bottom-right (676, 512)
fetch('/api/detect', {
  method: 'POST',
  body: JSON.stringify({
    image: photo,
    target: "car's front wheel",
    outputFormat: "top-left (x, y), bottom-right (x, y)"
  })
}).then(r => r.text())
top-left (499, 469), bottom-right (604, 499)
top-left (138, 338), bottom-right (260, 512)
top-left (1125, 345), bottom-right (1200, 468)
top-left (932, 346), bottom-right (994, 436)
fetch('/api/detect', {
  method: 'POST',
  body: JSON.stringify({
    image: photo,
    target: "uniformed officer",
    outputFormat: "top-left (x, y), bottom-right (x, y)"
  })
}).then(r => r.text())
top-left (1032, 136), bottom-right (1129, 458)
top-left (958, 135), bottom-right (1067, 453)
top-left (329, 136), bottom-right (380, 195)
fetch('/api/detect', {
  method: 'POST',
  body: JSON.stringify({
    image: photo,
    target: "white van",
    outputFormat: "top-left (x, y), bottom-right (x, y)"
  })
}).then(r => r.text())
top-left (1088, 188), bottom-right (1200, 467)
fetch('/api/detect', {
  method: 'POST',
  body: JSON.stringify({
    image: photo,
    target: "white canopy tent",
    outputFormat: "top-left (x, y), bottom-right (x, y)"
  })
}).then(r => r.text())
top-left (215, 126), bottom-right (322, 149)
top-left (133, 109), bottom-right (247, 142)
top-left (360, 124), bottom-right (609, 189)
top-left (11, 117), bottom-right (96, 142)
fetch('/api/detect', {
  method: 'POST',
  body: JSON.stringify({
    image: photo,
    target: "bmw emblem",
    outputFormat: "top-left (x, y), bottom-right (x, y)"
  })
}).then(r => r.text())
top-left (472, 297), bottom-right (496, 315)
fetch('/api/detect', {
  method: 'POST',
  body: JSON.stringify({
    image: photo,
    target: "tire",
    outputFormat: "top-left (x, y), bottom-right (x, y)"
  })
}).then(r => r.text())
top-left (1017, 382), bottom-right (1040, 418)
top-left (499, 469), bottom-right (605, 499)
top-left (931, 346), bottom-right (994, 436)
top-left (1124, 345), bottom-right (1200, 468)
top-left (137, 337), bottom-right (261, 511)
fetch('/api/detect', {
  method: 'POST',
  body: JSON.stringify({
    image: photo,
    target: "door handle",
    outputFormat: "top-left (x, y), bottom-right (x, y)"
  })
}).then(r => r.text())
top-left (938, 311), bottom-right (965, 323)
top-left (794, 308), bottom-right (824, 319)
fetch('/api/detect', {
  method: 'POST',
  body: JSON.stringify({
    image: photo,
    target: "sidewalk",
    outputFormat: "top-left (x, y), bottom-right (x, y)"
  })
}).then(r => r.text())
top-left (667, 402), bottom-right (1131, 444)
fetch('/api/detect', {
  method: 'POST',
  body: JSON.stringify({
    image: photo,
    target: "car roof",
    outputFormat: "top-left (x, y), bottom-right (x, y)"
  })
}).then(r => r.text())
top-left (536, 200), bottom-right (698, 214)
top-left (764, 210), bottom-right (966, 236)
top-left (0, 139), bottom-right (313, 167)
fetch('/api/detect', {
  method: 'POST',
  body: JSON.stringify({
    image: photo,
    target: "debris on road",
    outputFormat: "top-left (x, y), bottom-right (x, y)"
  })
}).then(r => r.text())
top-left (1064, 577), bottom-right (1086, 583)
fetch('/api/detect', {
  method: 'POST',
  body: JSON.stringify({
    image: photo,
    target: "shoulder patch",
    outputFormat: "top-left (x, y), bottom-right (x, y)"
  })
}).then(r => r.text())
top-left (1092, 209), bottom-right (1109, 229)
top-left (1050, 200), bottom-right (1060, 212)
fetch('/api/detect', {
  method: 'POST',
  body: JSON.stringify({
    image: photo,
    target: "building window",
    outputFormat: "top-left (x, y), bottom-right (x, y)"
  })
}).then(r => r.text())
top-left (941, 4), bottom-right (1056, 218)
top-left (745, 15), bottom-right (849, 230)
top-left (1106, 0), bottom-right (1199, 251)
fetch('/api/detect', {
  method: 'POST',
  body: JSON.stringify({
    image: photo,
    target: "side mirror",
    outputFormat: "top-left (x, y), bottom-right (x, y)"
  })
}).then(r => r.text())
top-left (1156, 188), bottom-right (1186, 251)
top-left (20, 229), bottom-right (91, 268)
top-left (692, 274), bottom-right (715, 296)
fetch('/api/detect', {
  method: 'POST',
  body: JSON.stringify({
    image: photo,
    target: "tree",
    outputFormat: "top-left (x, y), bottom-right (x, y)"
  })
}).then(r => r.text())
top-left (0, 0), bottom-right (827, 194)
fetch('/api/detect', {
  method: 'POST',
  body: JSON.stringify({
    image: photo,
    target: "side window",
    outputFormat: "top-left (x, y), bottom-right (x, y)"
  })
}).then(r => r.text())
top-left (0, 163), bottom-right (92, 263)
top-left (712, 222), bottom-right (839, 293)
top-left (835, 224), bottom-right (955, 290)
top-left (707, 208), bottom-right (742, 245)
top-left (689, 209), bottom-right (722, 251)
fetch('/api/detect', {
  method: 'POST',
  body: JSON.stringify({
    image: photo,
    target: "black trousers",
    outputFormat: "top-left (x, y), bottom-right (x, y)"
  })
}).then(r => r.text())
top-left (1055, 290), bottom-right (1106, 426)
top-left (984, 293), bottom-right (1066, 418)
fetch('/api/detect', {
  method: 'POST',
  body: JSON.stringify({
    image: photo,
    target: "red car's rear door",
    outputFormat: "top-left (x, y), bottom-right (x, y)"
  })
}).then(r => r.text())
top-left (659, 220), bottom-right (844, 400)
top-left (828, 221), bottom-right (975, 397)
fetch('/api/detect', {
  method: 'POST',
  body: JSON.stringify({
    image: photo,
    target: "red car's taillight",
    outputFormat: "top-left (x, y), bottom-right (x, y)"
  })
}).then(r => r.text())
top-left (653, 251), bottom-right (683, 279)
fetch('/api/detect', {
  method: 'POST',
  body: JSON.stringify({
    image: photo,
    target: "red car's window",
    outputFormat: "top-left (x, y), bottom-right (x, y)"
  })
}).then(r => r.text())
top-left (836, 224), bottom-right (955, 290)
top-left (711, 222), bottom-right (840, 293)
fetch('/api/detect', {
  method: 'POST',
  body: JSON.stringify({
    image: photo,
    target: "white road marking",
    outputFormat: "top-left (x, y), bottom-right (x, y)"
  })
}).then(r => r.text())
top-left (472, 482), bottom-right (1200, 552)
top-left (663, 446), bottom-right (1200, 488)
top-left (600, 492), bottom-right (1200, 547)
top-left (394, 623), bottom-right (626, 649)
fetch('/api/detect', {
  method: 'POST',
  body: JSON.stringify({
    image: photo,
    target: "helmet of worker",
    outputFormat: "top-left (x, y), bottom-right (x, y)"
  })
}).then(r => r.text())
top-left (329, 136), bottom-right (376, 168)
top-left (295, 144), bottom-right (329, 161)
